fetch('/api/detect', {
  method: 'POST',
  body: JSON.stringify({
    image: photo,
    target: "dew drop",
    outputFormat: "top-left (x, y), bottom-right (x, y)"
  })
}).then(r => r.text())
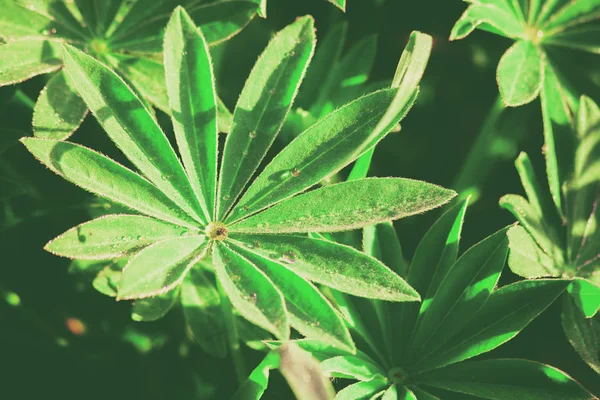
top-left (249, 131), bottom-right (257, 139)
top-left (222, 194), bottom-right (231, 201)
top-left (249, 293), bottom-right (257, 303)
top-left (242, 205), bottom-right (249, 212)
top-left (253, 240), bottom-right (261, 248)
top-left (291, 168), bottom-right (300, 177)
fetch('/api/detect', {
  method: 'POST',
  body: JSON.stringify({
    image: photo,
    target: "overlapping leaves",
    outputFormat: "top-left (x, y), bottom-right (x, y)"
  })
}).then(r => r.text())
top-left (261, 199), bottom-right (589, 399)
top-left (451, 0), bottom-right (600, 107)
top-left (23, 8), bottom-right (454, 353)
top-left (0, 0), bottom-right (256, 139)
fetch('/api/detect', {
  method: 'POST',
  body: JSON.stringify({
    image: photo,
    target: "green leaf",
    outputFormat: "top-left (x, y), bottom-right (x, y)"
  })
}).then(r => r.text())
top-left (213, 243), bottom-right (288, 340)
top-left (230, 242), bottom-right (354, 352)
top-left (217, 16), bottom-right (315, 219)
top-left (15, 0), bottom-right (87, 40)
top-left (450, 3), bottom-right (524, 41)
top-left (395, 200), bottom-right (468, 360)
top-left (296, 21), bottom-right (347, 108)
top-left (110, 54), bottom-right (170, 113)
top-left (496, 40), bottom-right (544, 107)
top-left (568, 278), bottom-right (600, 318)
top-left (181, 267), bottom-right (227, 358)
top-left (232, 352), bottom-right (280, 400)
top-left (279, 343), bottom-right (336, 400)
top-left (131, 288), bottom-right (179, 321)
top-left (165, 7), bottom-right (218, 220)
top-left (542, 0), bottom-right (600, 32)
top-left (411, 388), bottom-right (440, 400)
top-left (407, 226), bottom-right (509, 364)
top-left (415, 359), bottom-right (593, 400)
top-left (540, 63), bottom-right (576, 218)
top-left (62, 44), bottom-right (205, 224)
top-left (363, 221), bottom-right (408, 276)
top-left (21, 138), bottom-right (198, 229)
top-left (229, 90), bottom-right (412, 221)
top-left (92, 260), bottom-right (125, 297)
top-left (229, 233), bottom-right (420, 302)
top-left (327, 0), bottom-right (345, 12)
top-left (335, 378), bottom-right (388, 400)
top-left (110, 1), bottom-right (258, 52)
top-left (45, 214), bottom-right (189, 260)
top-left (117, 236), bottom-right (207, 300)
top-left (320, 356), bottom-right (384, 381)
top-left (411, 279), bottom-right (569, 373)
top-left (230, 178), bottom-right (456, 234)
top-left (0, 1), bottom-right (63, 41)
top-left (506, 225), bottom-right (561, 278)
top-left (312, 34), bottom-right (378, 115)
top-left (0, 39), bottom-right (61, 85)
top-left (74, 0), bottom-right (121, 37)
top-left (562, 294), bottom-right (600, 375)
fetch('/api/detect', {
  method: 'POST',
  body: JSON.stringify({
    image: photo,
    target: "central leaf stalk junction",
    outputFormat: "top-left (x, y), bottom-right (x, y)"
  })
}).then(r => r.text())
top-left (206, 221), bottom-right (229, 241)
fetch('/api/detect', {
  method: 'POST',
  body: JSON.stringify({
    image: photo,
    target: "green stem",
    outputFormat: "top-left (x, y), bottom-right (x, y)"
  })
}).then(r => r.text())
top-left (217, 279), bottom-right (247, 385)
top-left (12, 89), bottom-right (35, 110)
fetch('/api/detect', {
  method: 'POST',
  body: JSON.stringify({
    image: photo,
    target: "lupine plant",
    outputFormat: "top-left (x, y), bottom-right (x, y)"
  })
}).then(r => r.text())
top-left (0, 0), bottom-right (257, 139)
top-left (3, 0), bottom-right (600, 399)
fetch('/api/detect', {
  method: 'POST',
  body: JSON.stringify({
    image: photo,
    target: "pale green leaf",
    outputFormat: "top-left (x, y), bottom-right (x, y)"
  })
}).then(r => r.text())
top-left (506, 225), bottom-right (561, 278)
top-left (0, 39), bottom-right (61, 85)
top-left (45, 214), bottom-right (189, 260)
top-left (450, 4), bottom-right (524, 41)
top-left (217, 16), bottom-right (315, 219)
top-left (132, 288), bottom-right (179, 321)
top-left (62, 44), bottom-right (205, 224)
top-left (335, 378), bottom-right (388, 400)
top-left (320, 356), bottom-right (384, 381)
top-left (231, 242), bottom-right (354, 352)
top-left (92, 260), bottom-right (125, 297)
top-left (213, 243), bottom-right (289, 340)
top-left (165, 7), bottom-right (218, 220)
top-left (543, 0), bottom-right (600, 32)
top-left (181, 267), bottom-right (227, 358)
top-left (230, 178), bottom-right (455, 234)
top-left (411, 279), bottom-right (569, 373)
top-left (14, 0), bottom-right (87, 40)
top-left (496, 40), bottom-right (544, 107)
top-left (568, 278), bottom-right (600, 318)
top-left (33, 69), bottom-right (87, 140)
top-left (117, 236), bottom-right (207, 300)
top-left (407, 226), bottom-right (509, 364)
top-left (415, 359), bottom-right (593, 400)
top-left (562, 294), bottom-right (600, 375)
top-left (229, 234), bottom-right (420, 302)
top-left (21, 138), bottom-right (198, 229)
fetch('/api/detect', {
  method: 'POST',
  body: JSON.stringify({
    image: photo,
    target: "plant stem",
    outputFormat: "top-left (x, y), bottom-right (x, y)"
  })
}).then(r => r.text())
top-left (453, 95), bottom-right (522, 202)
top-left (12, 89), bottom-right (35, 110)
top-left (217, 279), bottom-right (247, 385)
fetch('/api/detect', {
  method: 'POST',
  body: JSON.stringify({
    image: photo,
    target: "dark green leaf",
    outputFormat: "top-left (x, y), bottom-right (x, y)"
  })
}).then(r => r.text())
top-left (132, 288), bottom-right (179, 321)
top-left (181, 267), bottom-right (227, 358)
top-left (562, 294), bottom-right (600, 375)
top-left (335, 378), bottom-right (388, 400)
top-left (411, 279), bottom-right (569, 373)
top-left (232, 352), bottom-right (279, 400)
top-left (450, 3), bottom-right (524, 41)
top-left (217, 16), bottom-right (315, 219)
top-left (415, 359), bottom-right (593, 400)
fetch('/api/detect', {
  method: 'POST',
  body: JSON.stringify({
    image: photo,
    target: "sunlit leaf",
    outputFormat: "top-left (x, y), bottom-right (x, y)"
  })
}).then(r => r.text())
top-left (496, 40), bottom-right (544, 107)
top-left (0, 39), bottom-right (61, 85)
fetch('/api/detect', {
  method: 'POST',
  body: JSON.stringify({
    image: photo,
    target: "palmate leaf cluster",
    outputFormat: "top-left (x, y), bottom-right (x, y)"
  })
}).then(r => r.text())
top-left (0, 0), bottom-right (258, 139)
top-left (22, 7), bottom-right (455, 354)
top-left (240, 199), bottom-right (594, 399)
top-left (451, 0), bottom-right (600, 107)
top-left (501, 95), bottom-right (600, 374)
